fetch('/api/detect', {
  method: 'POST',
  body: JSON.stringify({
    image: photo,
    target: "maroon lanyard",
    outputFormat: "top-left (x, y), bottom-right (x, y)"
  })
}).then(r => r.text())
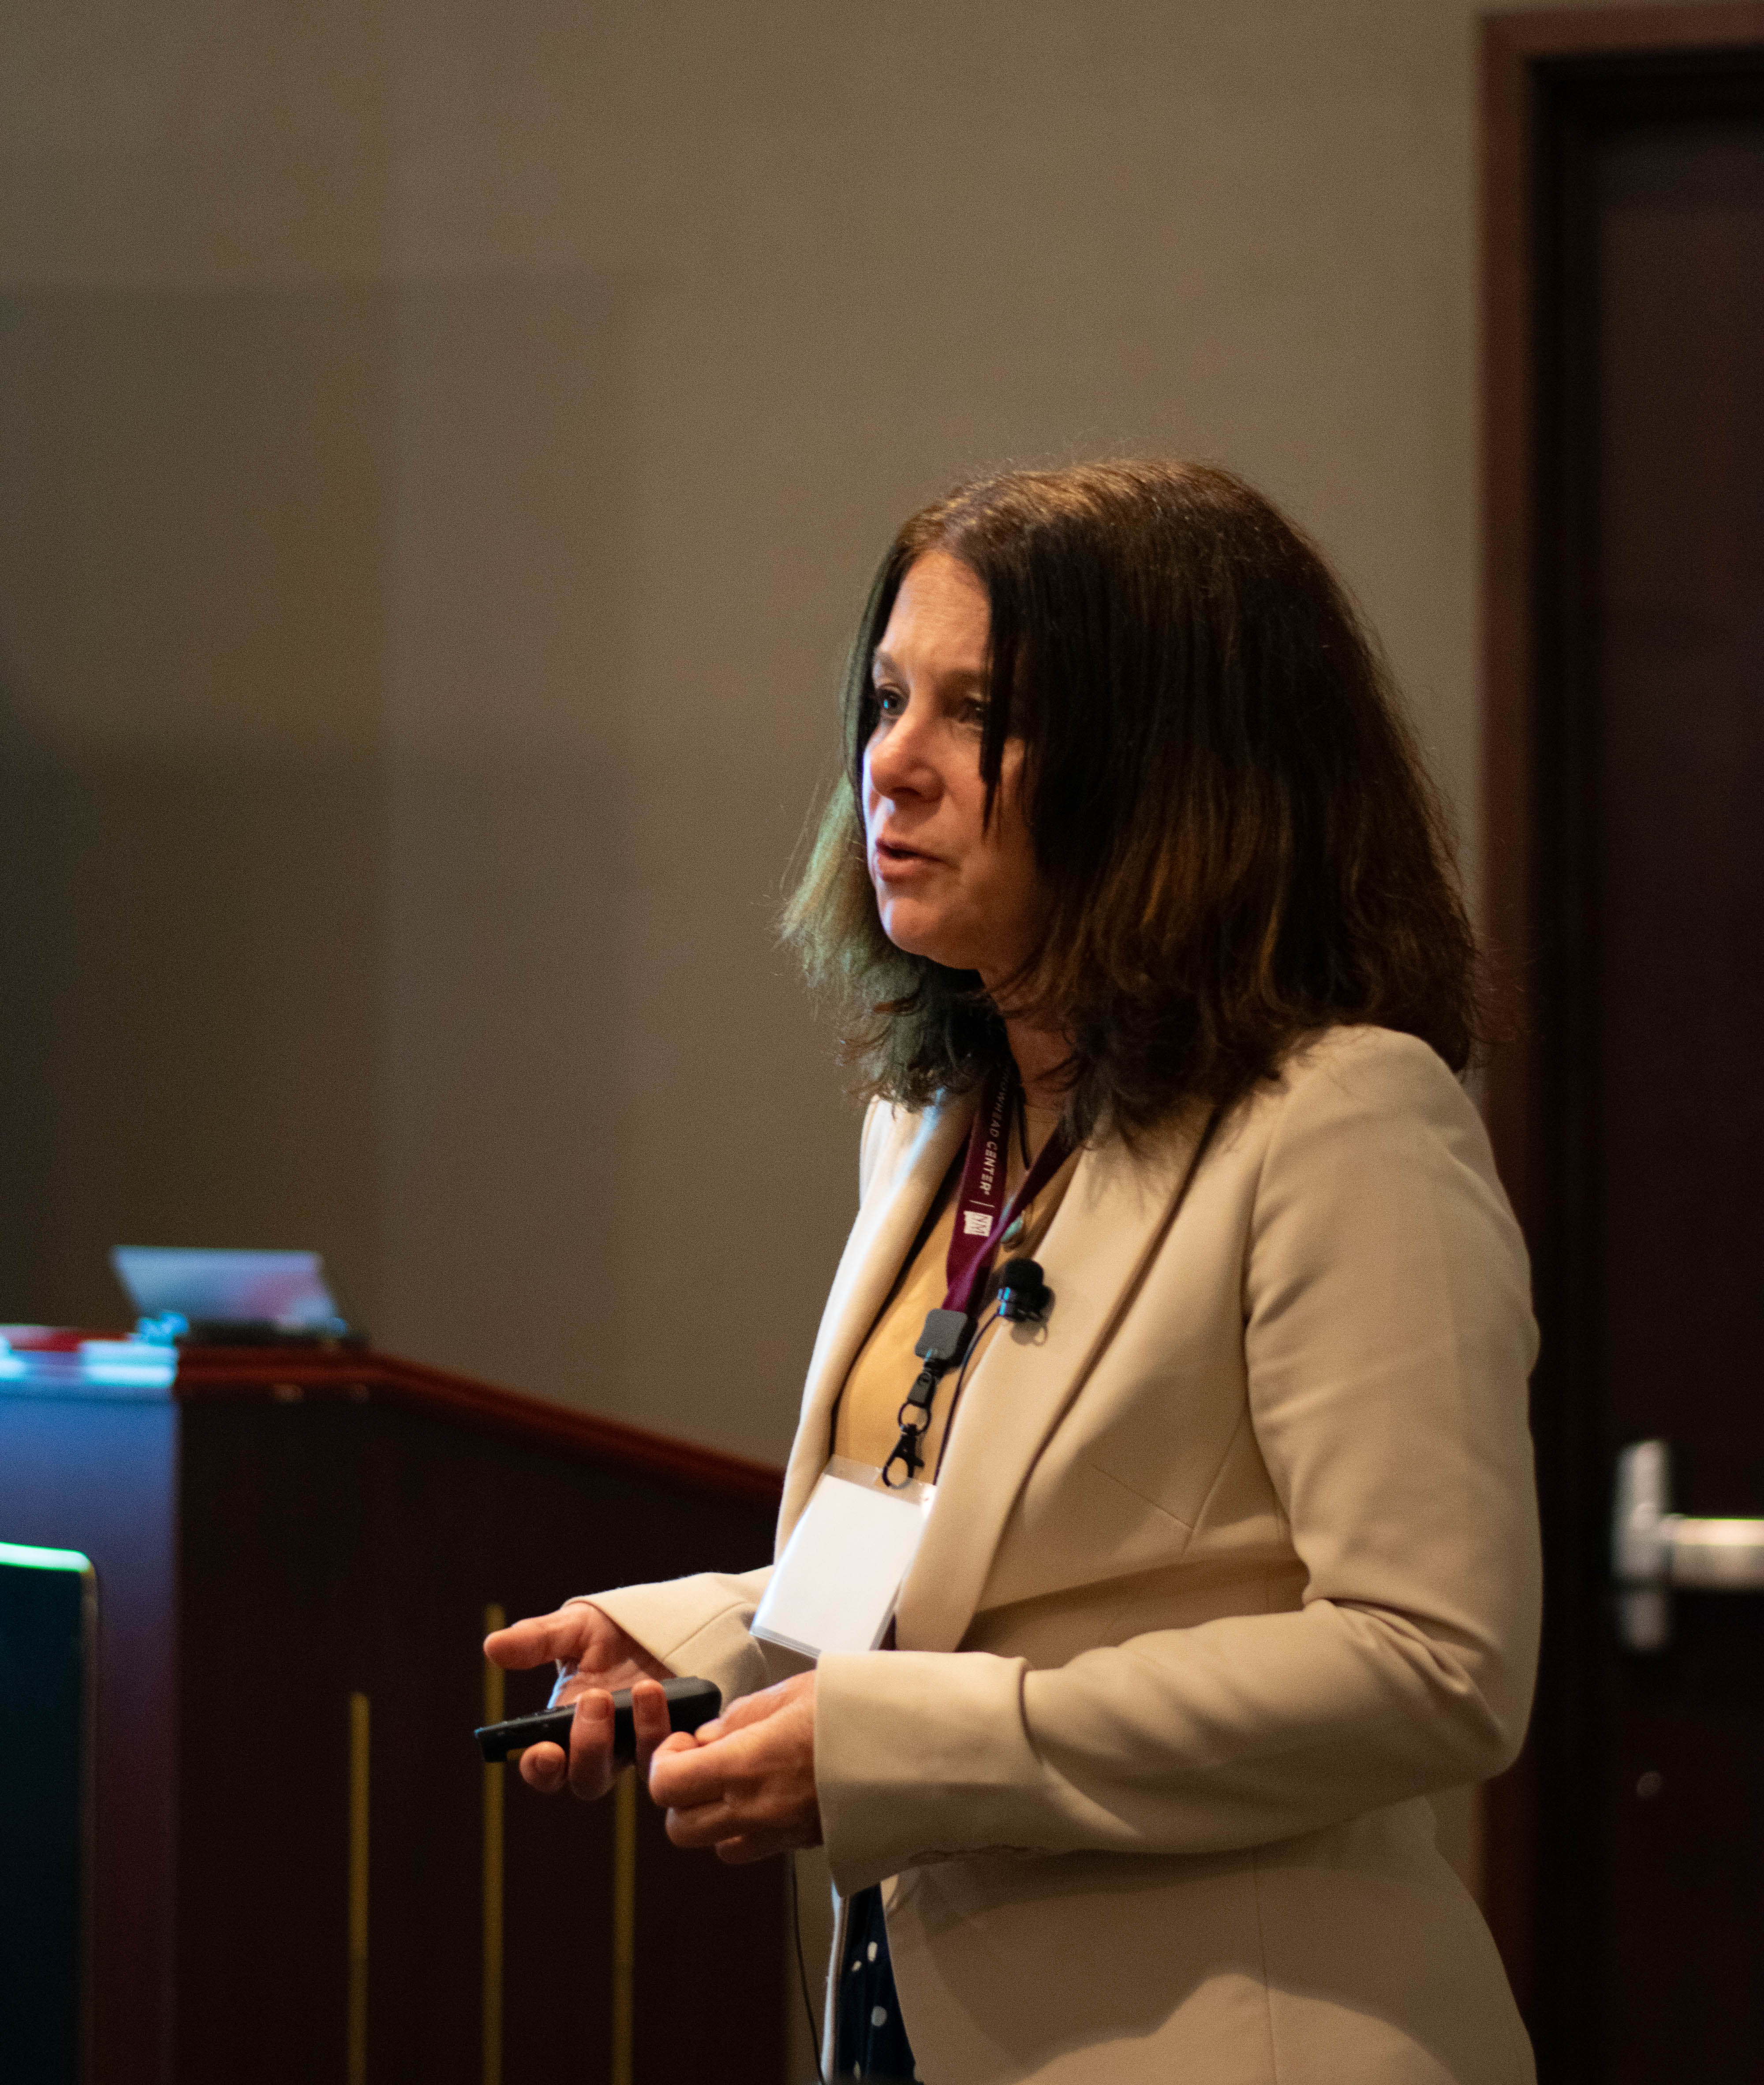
top-left (881, 1069), bottom-right (1071, 1487)
top-left (942, 1069), bottom-right (1071, 1318)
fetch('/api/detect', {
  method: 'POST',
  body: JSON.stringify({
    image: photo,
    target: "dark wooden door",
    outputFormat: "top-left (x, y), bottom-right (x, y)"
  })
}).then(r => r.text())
top-left (1582, 94), bottom-right (1764, 2084)
top-left (1483, 16), bottom-right (1764, 2080)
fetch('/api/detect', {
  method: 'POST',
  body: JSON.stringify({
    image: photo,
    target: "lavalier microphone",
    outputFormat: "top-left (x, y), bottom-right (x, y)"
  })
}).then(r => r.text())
top-left (996, 1257), bottom-right (1052, 1323)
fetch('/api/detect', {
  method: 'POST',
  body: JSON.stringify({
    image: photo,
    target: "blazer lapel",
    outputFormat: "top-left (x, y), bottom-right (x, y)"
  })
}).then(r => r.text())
top-left (893, 1109), bottom-right (1217, 1652)
top-left (775, 1095), bottom-right (976, 1548)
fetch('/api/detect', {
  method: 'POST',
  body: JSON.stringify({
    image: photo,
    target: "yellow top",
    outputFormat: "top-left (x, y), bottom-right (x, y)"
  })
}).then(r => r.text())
top-left (830, 1102), bottom-right (1079, 1478)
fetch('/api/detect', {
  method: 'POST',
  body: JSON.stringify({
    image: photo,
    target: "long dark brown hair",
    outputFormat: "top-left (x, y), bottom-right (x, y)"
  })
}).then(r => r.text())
top-left (782, 459), bottom-right (1481, 1140)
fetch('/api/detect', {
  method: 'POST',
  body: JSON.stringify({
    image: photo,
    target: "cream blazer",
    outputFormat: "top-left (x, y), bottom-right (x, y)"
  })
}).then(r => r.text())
top-left (594, 1025), bottom-right (1542, 2085)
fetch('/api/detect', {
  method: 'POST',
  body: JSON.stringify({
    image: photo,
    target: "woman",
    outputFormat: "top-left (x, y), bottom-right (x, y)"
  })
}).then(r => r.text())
top-left (489, 461), bottom-right (1541, 2084)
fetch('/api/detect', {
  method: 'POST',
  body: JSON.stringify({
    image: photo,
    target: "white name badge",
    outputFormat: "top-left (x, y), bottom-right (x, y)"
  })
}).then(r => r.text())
top-left (751, 1456), bottom-right (934, 1661)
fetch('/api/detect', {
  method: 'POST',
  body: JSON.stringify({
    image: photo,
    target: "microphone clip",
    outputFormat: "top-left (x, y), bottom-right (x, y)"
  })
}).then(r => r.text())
top-left (995, 1258), bottom-right (1053, 1324)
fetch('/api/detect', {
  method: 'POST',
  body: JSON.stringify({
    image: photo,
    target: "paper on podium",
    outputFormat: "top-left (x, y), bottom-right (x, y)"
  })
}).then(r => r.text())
top-left (751, 1457), bottom-right (934, 1660)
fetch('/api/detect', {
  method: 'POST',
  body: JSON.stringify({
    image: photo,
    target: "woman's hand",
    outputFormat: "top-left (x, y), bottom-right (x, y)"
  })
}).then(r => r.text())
top-left (484, 1601), bottom-right (672, 1803)
top-left (647, 1671), bottom-right (822, 1864)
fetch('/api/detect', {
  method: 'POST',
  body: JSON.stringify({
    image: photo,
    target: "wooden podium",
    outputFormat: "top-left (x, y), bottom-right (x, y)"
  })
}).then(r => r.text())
top-left (0, 1342), bottom-right (788, 2085)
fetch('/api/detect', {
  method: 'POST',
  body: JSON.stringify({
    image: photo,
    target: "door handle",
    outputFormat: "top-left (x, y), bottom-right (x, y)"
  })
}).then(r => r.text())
top-left (1612, 1439), bottom-right (1764, 1651)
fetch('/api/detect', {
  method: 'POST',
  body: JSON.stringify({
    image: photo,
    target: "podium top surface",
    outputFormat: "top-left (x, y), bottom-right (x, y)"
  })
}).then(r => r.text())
top-left (0, 1330), bottom-right (783, 1510)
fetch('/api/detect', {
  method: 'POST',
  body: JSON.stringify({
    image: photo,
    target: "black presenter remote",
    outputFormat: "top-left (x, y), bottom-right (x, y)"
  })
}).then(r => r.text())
top-left (474, 1674), bottom-right (722, 1764)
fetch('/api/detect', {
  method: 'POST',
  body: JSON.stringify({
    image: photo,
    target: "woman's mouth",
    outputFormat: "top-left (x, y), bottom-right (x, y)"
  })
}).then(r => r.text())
top-left (873, 838), bottom-right (938, 882)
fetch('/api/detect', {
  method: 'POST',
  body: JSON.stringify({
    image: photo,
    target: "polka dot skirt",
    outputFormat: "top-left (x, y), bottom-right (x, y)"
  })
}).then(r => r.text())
top-left (833, 1884), bottom-right (920, 2081)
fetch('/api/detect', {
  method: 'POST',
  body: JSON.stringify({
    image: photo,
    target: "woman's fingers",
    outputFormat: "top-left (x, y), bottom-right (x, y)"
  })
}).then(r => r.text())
top-left (486, 1601), bottom-right (671, 1688)
top-left (503, 1668), bottom-right (826, 1845)
top-left (489, 1616), bottom-right (680, 1807)
top-left (629, 1678), bottom-right (674, 1776)
top-left (484, 1613), bottom-right (572, 1670)
top-left (518, 1740), bottom-right (569, 1793)
top-left (664, 1794), bottom-right (819, 1862)
top-left (646, 1679), bottom-right (822, 1855)
top-left (714, 1830), bottom-right (792, 1866)
top-left (664, 1794), bottom-right (742, 1848)
top-left (484, 1602), bottom-right (604, 1672)
top-left (491, 1622), bottom-right (803, 1828)
top-left (693, 1670), bottom-right (808, 1740)
top-left (658, 1779), bottom-right (806, 1858)
top-left (565, 1690), bottom-right (621, 1802)
top-left (647, 1726), bottom-right (745, 1810)
top-left (513, 1691), bottom-right (622, 1801)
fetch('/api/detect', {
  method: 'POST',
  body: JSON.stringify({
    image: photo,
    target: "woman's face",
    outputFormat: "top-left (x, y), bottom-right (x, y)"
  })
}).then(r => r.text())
top-left (862, 551), bottom-right (1044, 987)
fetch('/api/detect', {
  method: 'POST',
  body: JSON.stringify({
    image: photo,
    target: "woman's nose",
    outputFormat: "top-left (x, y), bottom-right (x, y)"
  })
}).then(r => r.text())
top-left (866, 706), bottom-right (937, 800)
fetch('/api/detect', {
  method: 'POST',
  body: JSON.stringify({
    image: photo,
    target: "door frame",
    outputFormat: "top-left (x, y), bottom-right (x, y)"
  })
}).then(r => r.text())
top-left (1478, 0), bottom-right (1764, 2053)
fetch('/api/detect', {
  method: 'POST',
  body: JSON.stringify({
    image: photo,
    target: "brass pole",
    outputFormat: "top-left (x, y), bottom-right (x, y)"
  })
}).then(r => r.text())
top-left (347, 1693), bottom-right (370, 2085)
top-left (482, 1606), bottom-right (506, 2085)
top-left (611, 1769), bottom-right (637, 2085)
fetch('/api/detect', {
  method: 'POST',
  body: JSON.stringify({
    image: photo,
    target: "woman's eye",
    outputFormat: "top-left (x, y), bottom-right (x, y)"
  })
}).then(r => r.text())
top-left (957, 698), bottom-right (989, 731)
top-left (873, 685), bottom-right (905, 718)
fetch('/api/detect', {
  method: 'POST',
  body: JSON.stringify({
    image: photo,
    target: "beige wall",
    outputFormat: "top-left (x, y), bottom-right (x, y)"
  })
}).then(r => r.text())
top-left (0, 0), bottom-right (1704, 1465)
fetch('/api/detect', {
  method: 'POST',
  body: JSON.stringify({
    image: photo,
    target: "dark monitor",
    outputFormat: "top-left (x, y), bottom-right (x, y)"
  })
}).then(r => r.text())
top-left (0, 1540), bottom-right (94, 2083)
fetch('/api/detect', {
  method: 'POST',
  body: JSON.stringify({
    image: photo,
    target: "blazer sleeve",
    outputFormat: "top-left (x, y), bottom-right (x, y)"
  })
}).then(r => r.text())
top-left (586, 1567), bottom-right (775, 1708)
top-left (812, 1036), bottom-right (1542, 1894)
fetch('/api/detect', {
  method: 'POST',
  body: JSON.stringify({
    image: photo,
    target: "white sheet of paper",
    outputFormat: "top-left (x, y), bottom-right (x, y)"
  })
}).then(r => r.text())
top-left (751, 1459), bottom-right (933, 1660)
